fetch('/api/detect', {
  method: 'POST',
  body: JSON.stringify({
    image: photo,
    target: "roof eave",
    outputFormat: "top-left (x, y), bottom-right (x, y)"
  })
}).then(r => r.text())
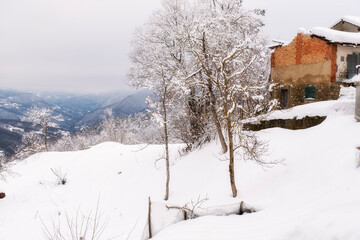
top-left (331, 19), bottom-right (360, 29)
top-left (310, 34), bottom-right (360, 47)
top-left (269, 45), bottom-right (283, 50)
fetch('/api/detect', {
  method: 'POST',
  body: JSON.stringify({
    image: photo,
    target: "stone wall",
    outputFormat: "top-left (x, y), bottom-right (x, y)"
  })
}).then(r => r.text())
top-left (272, 82), bottom-right (340, 108)
top-left (244, 116), bottom-right (327, 131)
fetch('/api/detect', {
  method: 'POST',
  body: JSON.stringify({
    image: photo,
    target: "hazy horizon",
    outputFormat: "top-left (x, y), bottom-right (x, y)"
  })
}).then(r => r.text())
top-left (0, 86), bottom-right (139, 95)
top-left (1, 0), bottom-right (359, 93)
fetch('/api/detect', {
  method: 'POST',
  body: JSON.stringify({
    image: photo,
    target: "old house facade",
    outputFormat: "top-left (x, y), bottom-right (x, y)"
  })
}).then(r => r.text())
top-left (270, 16), bottom-right (360, 108)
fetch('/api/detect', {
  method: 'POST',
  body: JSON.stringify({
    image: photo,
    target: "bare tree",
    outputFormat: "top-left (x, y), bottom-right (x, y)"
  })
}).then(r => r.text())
top-left (166, 195), bottom-right (209, 220)
top-left (128, 0), bottom-right (189, 200)
top-left (183, 0), bottom-right (273, 197)
top-left (50, 168), bottom-right (67, 185)
top-left (129, 0), bottom-right (274, 198)
top-left (0, 151), bottom-right (9, 181)
top-left (41, 200), bottom-right (110, 240)
top-left (101, 110), bottom-right (120, 142)
top-left (23, 107), bottom-right (63, 150)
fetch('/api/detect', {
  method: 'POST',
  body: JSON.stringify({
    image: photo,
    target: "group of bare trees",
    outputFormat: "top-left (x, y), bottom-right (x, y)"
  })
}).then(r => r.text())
top-left (13, 107), bottom-right (164, 161)
top-left (11, 107), bottom-right (64, 160)
top-left (11, 0), bottom-right (275, 201)
top-left (47, 113), bottom-right (163, 153)
top-left (129, 0), bottom-right (276, 199)
top-left (0, 151), bottom-right (7, 180)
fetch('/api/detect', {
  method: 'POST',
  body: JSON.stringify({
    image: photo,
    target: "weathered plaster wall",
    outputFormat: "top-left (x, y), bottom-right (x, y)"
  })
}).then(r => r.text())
top-left (336, 45), bottom-right (360, 80)
top-left (271, 61), bottom-right (331, 85)
top-left (271, 34), bottom-right (337, 83)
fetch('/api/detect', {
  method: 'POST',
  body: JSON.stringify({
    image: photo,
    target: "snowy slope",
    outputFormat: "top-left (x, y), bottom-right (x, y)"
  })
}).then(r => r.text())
top-left (0, 143), bottom-right (185, 240)
top-left (1, 96), bottom-right (360, 239)
top-left (153, 101), bottom-right (360, 239)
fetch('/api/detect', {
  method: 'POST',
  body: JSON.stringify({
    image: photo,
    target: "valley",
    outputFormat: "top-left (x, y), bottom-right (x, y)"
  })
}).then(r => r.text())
top-left (0, 89), bottom-right (150, 157)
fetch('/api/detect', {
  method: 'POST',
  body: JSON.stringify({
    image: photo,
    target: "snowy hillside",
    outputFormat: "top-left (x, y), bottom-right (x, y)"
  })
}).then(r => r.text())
top-left (1, 97), bottom-right (360, 239)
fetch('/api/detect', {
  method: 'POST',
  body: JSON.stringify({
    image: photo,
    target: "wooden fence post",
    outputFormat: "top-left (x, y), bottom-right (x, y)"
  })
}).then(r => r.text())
top-left (239, 201), bottom-right (244, 215)
top-left (148, 197), bottom-right (152, 239)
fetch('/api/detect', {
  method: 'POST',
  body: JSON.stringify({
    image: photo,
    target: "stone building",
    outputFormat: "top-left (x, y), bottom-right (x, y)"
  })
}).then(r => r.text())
top-left (270, 16), bottom-right (360, 109)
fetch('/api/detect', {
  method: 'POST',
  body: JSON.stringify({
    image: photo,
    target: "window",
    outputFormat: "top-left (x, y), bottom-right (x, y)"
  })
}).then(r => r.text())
top-left (280, 89), bottom-right (289, 109)
top-left (341, 56), bottom-right (344, 62)
top-left (305, 86), bottom-right (316, 99)
top-left (347, 53), bottom-right (360, 79)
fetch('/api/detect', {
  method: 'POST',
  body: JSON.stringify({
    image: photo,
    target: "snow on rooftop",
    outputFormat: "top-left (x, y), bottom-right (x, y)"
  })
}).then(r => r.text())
top-left (297, 27), bottom-right (309, 35)
top-left (268, 39), bottom-right (289, 49)
top-left (310, 26), bottom-right (360, 45)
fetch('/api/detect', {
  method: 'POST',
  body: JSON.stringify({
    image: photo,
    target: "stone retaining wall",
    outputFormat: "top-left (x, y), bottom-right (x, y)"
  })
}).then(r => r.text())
top-left (244, 116), bottom-right (326, 131)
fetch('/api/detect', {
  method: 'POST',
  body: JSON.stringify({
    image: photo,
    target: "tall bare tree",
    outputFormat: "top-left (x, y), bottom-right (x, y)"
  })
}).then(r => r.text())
top-left (128, 0), bottom-right (189, 200)
top-left (186, 0), bottom-right (272, 197)
top-left (129, 0), bottom-right (274, 198)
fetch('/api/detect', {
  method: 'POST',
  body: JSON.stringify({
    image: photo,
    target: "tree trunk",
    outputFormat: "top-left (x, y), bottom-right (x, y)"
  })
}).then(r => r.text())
top-left (201, 32), bottom-right (227, 153)
top-left (207, 83), bottom-right (228, 153)
top-left (163, 97), bottom-right (170, 201)
top-left (226, 115), bottom-right (237, 197)
top-left (188, 88), bottom-right (203, 144)
top-left (223, 72), bottom-right (237, 197)
top-left (44, 125), bottom-right (48, 151)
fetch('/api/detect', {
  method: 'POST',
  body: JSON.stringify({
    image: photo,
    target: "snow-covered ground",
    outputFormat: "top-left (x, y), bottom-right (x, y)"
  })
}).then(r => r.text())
top-left (1, 94), bottom-right (360, 239)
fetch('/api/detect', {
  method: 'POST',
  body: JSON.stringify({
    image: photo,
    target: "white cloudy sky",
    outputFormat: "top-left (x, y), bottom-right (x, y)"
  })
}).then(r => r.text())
top-left (0, 0), bottom-right (359, 93)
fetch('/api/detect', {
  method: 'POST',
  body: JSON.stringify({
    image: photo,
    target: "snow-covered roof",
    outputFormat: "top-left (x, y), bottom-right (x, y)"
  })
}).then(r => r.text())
top-left (310, 27), bottom-right (360, 45)
top-left (332, 16), bottom-right (360, 28)
top-left (268, 39), bottom-right (289, 49)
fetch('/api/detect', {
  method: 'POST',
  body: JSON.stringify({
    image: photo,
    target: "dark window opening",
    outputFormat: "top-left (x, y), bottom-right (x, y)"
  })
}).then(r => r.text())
top-left (280, 89), bottom-right (289, 109)
top-left (305, 86), bottom-right (317, 99)
top-left (341, 56), bottom-right (345, 62)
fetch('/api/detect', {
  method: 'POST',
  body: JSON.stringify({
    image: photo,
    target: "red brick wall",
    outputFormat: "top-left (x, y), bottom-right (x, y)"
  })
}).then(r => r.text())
top-left (270, 33), bottom-right (340, 108)
top-left (272, 33), bottom-right (337, 81)
top-left (330, 44), bottom-right (337, 82)
top-left (271, 37), bottom-right (297, 67)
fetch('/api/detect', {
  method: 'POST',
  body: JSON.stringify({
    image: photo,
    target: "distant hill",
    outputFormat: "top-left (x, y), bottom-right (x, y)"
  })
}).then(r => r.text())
top-left (0, 89), bottom-right (149, 156)
top-left (74, 90), bottom-right (151, 130)
top-left (0, 90), bottom-right (70, 129)
top-left (34, 91), bottom-right (130, 125)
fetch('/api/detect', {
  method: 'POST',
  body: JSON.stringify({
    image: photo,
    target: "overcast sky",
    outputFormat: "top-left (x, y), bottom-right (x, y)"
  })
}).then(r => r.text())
top-left (0, 0), bottom-right (359, 93)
